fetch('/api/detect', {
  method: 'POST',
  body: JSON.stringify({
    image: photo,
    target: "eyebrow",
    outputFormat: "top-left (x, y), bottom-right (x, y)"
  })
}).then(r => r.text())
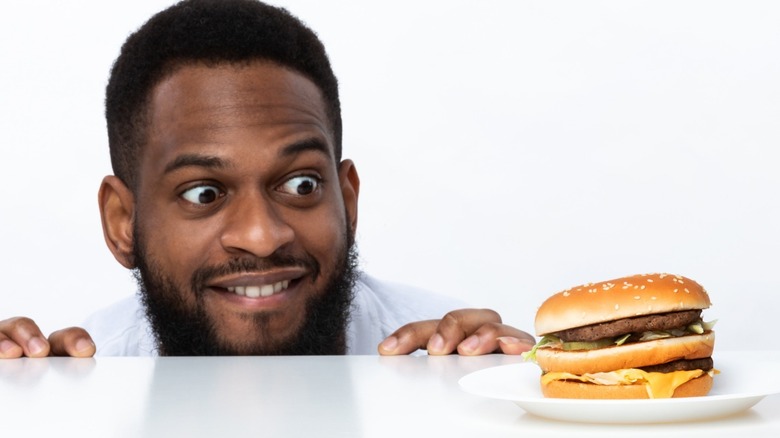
top-left (163, 154), bottom-right (229, 175)
top-left (279, 138), bottom-right (331, 159)
top-left (162, 138), bottom-right (332, 175)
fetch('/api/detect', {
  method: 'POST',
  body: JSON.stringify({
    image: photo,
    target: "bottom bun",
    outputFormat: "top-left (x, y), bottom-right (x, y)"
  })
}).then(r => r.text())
top-left (541, 373), bottom-right (713, 399)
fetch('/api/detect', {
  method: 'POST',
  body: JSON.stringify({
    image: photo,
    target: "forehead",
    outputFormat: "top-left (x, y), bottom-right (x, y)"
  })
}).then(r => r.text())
top-left (143, 61), bottom-right (334, 164)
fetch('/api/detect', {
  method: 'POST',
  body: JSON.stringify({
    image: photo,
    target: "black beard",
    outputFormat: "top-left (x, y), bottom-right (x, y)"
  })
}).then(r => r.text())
top-left (131, 227), bottom-right (358, 356)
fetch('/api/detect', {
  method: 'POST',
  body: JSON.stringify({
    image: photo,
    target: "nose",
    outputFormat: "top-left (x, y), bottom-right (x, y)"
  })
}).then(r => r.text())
top-left (219, 192), bottom-right (295, 257)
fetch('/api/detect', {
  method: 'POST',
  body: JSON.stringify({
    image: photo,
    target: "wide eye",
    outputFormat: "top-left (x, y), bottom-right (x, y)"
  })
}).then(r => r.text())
top-left (181, 185), bottom-right (223, 205)
top-left (278, 175), bottom-right (321, 196)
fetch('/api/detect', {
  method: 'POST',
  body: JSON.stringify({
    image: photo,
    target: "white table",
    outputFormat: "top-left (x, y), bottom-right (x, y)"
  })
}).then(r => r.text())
top-left (1, 351), bottom-right (777, 437)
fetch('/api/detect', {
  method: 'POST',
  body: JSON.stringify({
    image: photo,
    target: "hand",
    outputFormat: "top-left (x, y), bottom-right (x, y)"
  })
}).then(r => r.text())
top-left (377, 308), bottom-right (536, 356)
top-left (0, 317), bottom-right (96, 358)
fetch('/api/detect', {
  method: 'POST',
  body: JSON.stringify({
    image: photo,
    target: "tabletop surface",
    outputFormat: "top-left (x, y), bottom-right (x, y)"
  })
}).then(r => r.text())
top-left (1, 350), bottom-right (778, 437)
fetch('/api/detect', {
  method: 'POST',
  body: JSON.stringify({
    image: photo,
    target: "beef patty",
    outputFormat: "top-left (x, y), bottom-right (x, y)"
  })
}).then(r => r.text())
top-left (553, 309), bottom-right (702, 342)
top-left (639, 357), bottom-right (713, 373)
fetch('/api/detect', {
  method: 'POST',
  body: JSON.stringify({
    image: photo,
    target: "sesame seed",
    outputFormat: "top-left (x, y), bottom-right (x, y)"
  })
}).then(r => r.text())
top-left (651, 296), bottom-right (657, 300)
top-left (633, 296), bottom-right (641, 300)
top-left (640, 285), bottom-right (646, 290)
top-left (615, 304), bottom-right (620, 310)
top-left (647, 279), bottom-right (654, 283)
top-left (563, 291), bottom-right (570, 297)
top-left (684, 288), bottom-right (690, 293)
top-left (673, 289), bottom-right (678, 293)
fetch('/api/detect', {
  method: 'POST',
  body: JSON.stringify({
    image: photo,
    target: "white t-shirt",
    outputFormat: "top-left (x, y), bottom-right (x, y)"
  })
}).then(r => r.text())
top-left (82, 274), bottom-right (467, 356)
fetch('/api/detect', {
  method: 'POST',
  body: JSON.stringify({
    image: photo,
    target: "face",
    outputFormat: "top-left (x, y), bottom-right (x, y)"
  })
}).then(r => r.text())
top-left (99, 62), bottom-right (360, 355)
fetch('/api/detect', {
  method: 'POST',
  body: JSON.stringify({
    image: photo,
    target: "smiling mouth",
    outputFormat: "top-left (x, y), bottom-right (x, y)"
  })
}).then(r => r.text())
top-left (225, 280), bottom-right (291, 298)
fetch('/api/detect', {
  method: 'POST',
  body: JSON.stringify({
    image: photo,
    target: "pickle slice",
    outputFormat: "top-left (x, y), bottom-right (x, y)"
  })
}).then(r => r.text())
top-left (561, 338), bottom-right (615, 351)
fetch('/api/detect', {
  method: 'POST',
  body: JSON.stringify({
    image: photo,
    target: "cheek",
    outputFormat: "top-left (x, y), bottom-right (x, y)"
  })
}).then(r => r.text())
top-left (289, 204), bottom-right (347, 258)
top-left (137, 209), bottom-right (220, 273)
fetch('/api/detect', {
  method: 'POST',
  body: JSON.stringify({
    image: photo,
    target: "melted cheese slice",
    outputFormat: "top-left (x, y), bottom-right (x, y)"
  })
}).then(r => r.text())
top-left (541, 368), bottom-right (709, 398)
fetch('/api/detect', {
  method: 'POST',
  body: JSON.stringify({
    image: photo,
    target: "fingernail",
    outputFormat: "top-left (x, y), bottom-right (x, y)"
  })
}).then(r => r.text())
top-left (427, 333), bottom-right (445, 353)
top-left (459, 335), bottom-right (480, 353)
top-left (75, 338), bottom-right (95, 353)
top-left (497, 336), bottom-right (521, 345)
top-left (379, 336), bottom-right (398, 352)
top-left (28, 337), bottom-right (47, 356)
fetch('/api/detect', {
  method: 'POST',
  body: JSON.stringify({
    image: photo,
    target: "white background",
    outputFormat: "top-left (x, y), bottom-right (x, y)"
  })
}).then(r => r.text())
top-left (1, 0), bottom-right (778, 350)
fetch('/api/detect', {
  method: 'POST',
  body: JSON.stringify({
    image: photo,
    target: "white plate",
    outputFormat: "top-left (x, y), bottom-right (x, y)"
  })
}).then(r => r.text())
top-left (459, 351), bottom-right (780, 424)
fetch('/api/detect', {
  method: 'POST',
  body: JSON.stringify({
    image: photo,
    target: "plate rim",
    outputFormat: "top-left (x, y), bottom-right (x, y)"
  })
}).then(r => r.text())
top-left (458, 351), bottom-right (780, 423)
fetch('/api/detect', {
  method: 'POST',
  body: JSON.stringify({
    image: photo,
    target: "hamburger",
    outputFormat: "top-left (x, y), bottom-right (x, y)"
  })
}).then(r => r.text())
top-left (522, 273), bottom-right (717, 399)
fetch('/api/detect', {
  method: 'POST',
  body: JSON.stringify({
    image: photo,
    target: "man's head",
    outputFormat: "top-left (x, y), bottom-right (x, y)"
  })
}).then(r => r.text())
top-left (98, 0), bottom-right (360, 355)
top-left (106, 0), bottom-right (342, 192)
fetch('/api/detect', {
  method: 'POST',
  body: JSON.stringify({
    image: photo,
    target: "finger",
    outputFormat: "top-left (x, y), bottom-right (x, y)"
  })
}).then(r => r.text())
top-left (427, 309), bottom-right (502, 355)
top-left (497, 336), bottom-right (537, 355)
top-left (48, 327), bottom-right (96, 357)
top-left (455, 323), bottom-right (537, 356)
top-left (378, 320), bottom-right (439, 355)
top-left (0, 317), bottom-right (50, 358)
top-left (0, 333), bottom-right (24, 358)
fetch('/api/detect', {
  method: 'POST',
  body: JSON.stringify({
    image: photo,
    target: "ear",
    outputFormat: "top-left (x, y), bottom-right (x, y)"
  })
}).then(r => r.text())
top-left (337, 159), bottom-right (360, 236)
top-left (98, 175), bottom-right (136, 269)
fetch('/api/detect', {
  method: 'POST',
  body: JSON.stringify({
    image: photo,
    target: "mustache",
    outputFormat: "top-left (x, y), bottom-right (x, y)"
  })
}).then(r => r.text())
top-left (190, 253), bottom-right (320, 293)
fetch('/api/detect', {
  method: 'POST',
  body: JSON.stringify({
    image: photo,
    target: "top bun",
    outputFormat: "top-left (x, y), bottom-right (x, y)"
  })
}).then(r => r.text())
top-left (535, 273), bottom-right (711, 336)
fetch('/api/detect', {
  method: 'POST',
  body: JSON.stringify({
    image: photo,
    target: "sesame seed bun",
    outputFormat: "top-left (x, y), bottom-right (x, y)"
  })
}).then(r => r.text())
top-left (535, 273), bottom-right (712, 336)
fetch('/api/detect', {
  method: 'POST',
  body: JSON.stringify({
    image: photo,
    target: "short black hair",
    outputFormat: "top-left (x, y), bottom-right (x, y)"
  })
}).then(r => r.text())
top-left (105, 0), bottom-right (342, 191)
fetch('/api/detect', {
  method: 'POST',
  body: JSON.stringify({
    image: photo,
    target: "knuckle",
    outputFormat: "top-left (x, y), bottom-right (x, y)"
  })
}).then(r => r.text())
top-left (441, 311), bottom-right (463, 327)
top-left (476, 321), bottom-right (504, 335)
top-left (49, 327), bottom-right (90, 345)
top-left (60, 326), bottom-right (89, 337)
top-left (396, 320), bottom-right (437, 345)
top-left (481, 308), bottom-right (502, 323)
top-left (3, 317), bottom-right (38, 333)
top-left (394, 321), bottom-right (423, 338)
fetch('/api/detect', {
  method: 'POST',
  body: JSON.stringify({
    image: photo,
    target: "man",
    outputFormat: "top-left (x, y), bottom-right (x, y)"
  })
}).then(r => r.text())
top-left (0, 0), bottom-right (534, 358)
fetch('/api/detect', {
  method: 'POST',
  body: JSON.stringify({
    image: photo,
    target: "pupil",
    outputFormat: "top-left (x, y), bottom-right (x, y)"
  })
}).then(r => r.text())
top-left (297, 180), bottom-right (314, 195)
top-left (198, 189), bottom-right (217, 203)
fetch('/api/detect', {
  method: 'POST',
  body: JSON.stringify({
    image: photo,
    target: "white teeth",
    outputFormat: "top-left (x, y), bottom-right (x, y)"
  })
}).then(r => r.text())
top-left (245, 286), bottom-right (260, 298)
top-left (226, 280), bottom-right (290, 298)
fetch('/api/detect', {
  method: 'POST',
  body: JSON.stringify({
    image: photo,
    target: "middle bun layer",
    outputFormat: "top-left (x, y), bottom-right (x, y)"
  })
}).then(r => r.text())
top-left (535, 332), bottom-right (715, 374)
